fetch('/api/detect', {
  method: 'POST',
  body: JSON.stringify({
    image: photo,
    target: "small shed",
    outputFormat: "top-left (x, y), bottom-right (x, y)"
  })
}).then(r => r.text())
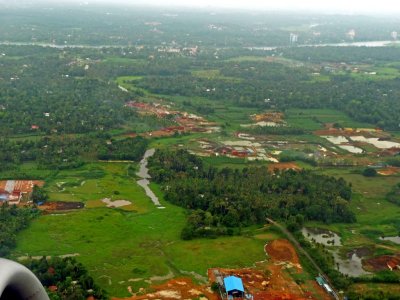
top-left (224, 276), bottom-right (244, 299)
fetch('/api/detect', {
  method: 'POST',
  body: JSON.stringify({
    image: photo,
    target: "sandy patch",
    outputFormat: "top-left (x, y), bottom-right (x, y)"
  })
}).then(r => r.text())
top-left (322, 136), bottom-right (348, 145)
top-left (156, 290), bottom-right (181, 299)
top-left (102, 198), bottom-right (131, 208)
top-left (350, 136), bottom-right (400, 149)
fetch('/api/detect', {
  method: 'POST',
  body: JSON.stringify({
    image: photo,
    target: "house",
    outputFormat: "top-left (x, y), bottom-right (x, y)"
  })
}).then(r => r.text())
top-left (0, 180), bottom-right (44, 205)
top-left (224, 276), bottom-right (244, 299)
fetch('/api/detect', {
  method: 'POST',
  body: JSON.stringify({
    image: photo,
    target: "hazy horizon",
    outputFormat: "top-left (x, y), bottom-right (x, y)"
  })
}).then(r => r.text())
top-left (3, 0), bottom-right (400, 15)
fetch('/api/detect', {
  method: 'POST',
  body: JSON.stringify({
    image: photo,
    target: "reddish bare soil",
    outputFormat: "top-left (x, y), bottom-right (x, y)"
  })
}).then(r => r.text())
top-left (207, 239), bottom-right (330, 300)
top-left (114, 239), bottom-right (330, 300)
top-left (268, 163), bottom-right (301, 173)
top-left (314, 127), bottom-right (386, 138)
top-left (112, 278), bottom-right (217, 300)
top-left (377, 167), bottom-right (400, 176)
top-left (0, 180), bottom-right (44, 193)
top-left (39, 201), bottom-right (84, 211)
top-left (251, 112), bottom-right (284, 123)
top-left (265, 239), bottom-right (300, 264)
top-left (363, 255), bottom-right (400, 272)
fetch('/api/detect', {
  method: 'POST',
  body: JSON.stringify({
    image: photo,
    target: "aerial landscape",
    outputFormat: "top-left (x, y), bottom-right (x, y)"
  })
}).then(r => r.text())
top-left (0, 0), bottom-right (400, 299)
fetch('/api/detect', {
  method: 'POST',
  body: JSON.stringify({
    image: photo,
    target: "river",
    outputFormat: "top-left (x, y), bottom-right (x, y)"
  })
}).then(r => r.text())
top-left (247, 40), bottom-right (400, 51)
top-left (136, 149), bottom-right (163, 207)
top-left (1, 40), bottom-right (399, 51)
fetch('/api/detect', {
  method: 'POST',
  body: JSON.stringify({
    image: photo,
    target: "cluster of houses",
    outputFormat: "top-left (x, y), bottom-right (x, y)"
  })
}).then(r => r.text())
top-left (0, 180), bottom-right (44, 205)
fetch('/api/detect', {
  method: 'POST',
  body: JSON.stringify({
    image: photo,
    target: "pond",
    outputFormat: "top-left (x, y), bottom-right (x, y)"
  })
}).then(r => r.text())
top-left (380, 236), bottom-right (400, 245)
top-left (136, 149), bottom-right (162, 207)
top-left (331, 249), bottom-right (372, 277)
top-left (302, 227), bottom-right (373, 277)
top-left (302, 227), bottom-right (342, 246)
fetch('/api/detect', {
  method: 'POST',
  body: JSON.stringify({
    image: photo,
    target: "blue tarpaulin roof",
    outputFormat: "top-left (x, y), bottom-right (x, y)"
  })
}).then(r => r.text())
top-left (224, 276), bottom-right (244, 293)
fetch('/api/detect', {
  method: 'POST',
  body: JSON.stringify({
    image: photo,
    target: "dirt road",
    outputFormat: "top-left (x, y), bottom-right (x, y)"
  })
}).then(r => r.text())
top-left (266, 218), bottom-right (340, 300)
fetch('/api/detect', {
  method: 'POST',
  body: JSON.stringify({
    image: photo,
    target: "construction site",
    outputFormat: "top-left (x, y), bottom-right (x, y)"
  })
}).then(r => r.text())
top-left (125, 101), bottom-right (220, 138)
top-left (113, 239), bottom-right (331, 300)
top-left (0, 180), bottom-right (45, 205)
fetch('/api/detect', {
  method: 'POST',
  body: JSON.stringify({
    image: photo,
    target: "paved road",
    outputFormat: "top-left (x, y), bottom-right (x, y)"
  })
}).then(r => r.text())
top-left (266, 218), bottom-right (340, 300)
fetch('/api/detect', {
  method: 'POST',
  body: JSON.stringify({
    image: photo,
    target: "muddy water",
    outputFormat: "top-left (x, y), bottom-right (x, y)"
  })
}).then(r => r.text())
top-left (302, 227), bottom-right (342, 246)
top-left (302, 227), bottom-right (372, 277)
top-left (136, 149), bottom-right (162, 207)
top-left (331, 250), bottom-right (372, 277)
top-left (380, 236), bottom-right (400, 245)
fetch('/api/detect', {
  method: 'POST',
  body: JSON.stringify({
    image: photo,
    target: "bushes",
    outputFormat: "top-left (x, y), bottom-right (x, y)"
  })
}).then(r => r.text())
top-left (23, 257), bottom-right (107, 300)
top-left (362, 168), bottom-right (377, 177)
top-left (150, 149), bottom-right (355, 239)
top-left (0, 204), bottom-right (40, 257)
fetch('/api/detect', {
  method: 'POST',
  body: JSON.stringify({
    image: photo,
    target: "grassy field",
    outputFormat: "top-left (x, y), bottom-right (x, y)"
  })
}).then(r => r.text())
top-left (311, 168), bottom-right (400, 254)
top-left (191, 69), bottom-right (242, 82)
top-left (14, 162), bottom-right (269, 297)
top-left (349, 65), bottom-right (400, 81)
top-left (286, 108), bottom-right (374, 130)
top-left (115, 75), bottom-right (148, 94)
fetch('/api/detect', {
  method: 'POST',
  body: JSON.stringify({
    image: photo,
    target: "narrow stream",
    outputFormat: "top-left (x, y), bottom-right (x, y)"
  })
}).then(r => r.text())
top-left (136, 149), bottom-right (163, 208)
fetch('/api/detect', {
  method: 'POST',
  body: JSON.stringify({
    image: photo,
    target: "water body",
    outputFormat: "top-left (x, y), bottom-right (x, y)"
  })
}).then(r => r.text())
top-left (331, 249), bottom-right (371, 277)
top-left (302, 227), bottom-right (342, 246)
top-left (1, 40), bottom-right (399, 51)
top-left (0, 41), bottom-right (124, 49)
top-left (247, 40), bottom-right (400, 51)
top-left (136, 149), bottom-right (162, 207)
top-left (302, 227), bottom-right (372, 277)
top-left (380, 236), bottom-right (400, 245)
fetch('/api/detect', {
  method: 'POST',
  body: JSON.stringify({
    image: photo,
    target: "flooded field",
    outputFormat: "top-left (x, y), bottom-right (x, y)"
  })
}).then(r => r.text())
top-left (331, 249), bottom-right (371, 277)
top-left (136, 149), bottom-right (162, 207)
top-left (380, 236), bottom-right (400, 245)
top-left (350, 136), bottom-right (400, 149)
top-left (338, 145), bottom-right (363, 154)
top-left (302, 227), bottom-right (374, 277)
top-left (302, 227), bottom-right (342, 246)
top-left (322, 136), bottom-right (349, 145)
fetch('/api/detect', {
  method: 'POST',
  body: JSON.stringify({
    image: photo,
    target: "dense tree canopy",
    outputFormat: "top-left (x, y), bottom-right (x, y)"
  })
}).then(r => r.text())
top-left (23, 257), bottom-right (107, 300)
top-left (0, 204), bottom-right (40, 257)
top-left (149, 150), bottom-right (355, 239)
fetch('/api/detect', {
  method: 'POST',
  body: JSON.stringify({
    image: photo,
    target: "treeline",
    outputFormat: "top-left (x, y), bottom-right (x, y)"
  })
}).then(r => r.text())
top-left (0, 204), bottom-right (40, 257)
top-left (98, 136), bottom-right (148, 161)
top-left (0, 136), bottom-right (147, 171)
top-left (279, 46), bottom-right (400, 63)
top-left (386, 183), bottom-right (400, 206)
top-left (243, 125), bottom-right (306, 136)
top-left (23, 257), bottom-right (107, 300)
top-left (137, 60), bottom-right (400, 130)
top-left (294, 231), bottom-right (351, 290)
top-left (0, 49), bottom-right (138, 135)
top-left (149, 149), bottom-right (355, 239)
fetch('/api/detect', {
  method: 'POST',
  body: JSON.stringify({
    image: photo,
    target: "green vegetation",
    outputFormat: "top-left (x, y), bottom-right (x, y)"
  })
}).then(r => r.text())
top-left (31, 185), bottom-right (49, 204)
top-left (23, 257), bottom-right (107, 300)
top-left (1, 6), bottom-right (400, 299)
top-left (362, 167), bottom-right (378, 177)
top-left (14, 185), bottom-right (266, 297)
top-left (0, 204), bottom-right (40, 257)
top-left (149, 149), bottom-right (354, 239)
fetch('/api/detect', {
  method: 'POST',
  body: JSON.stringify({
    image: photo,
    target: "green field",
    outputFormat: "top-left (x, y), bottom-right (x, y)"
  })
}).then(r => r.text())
top-left (286, 108), bottom-right (374, 130)
top-left (312, 168), bottom-right (400, 255)
top-left (14, 162), bottom-right (269, 297)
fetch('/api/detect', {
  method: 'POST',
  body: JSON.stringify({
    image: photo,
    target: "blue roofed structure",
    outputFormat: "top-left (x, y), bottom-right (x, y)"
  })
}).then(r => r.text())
top-left (224, 276), bottom-right (244, 298)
